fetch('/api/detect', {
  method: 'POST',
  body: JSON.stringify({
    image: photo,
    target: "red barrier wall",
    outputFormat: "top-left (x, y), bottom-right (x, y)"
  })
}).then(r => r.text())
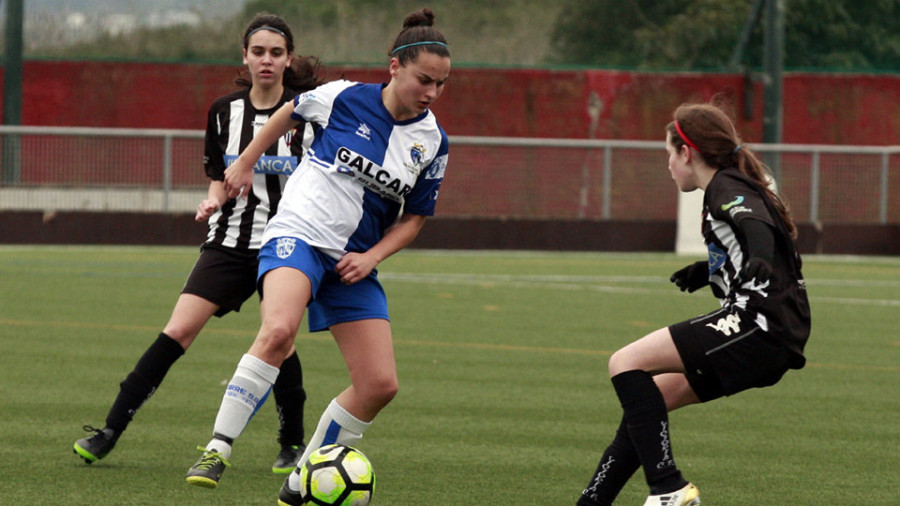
top-left (4, 61), bottom-right (899, 145)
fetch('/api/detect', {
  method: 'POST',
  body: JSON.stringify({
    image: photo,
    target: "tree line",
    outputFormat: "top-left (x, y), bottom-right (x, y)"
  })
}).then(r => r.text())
top-left (23, 0), bottom-right (900, 72)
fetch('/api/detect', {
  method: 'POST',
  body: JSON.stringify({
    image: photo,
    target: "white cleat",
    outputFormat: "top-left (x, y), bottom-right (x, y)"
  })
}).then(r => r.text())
top-left (643, 482), bottom-right (700, 506)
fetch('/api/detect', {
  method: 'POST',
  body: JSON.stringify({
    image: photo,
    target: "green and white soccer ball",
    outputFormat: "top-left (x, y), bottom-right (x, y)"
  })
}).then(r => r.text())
top-left (298, 444), bottom-right (375, 505)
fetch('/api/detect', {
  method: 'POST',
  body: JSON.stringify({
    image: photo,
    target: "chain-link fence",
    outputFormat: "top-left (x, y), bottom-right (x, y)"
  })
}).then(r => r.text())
top-left (1, 126), bottom-right (898, 225)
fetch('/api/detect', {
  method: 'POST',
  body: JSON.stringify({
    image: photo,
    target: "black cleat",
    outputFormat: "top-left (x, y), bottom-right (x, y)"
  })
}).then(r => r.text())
top-left (73, 425), bottom-right (119, 464)
top-left (272, 444), bottom-right (306, 474)
top-left (277, 473), bottom-right (305, 506)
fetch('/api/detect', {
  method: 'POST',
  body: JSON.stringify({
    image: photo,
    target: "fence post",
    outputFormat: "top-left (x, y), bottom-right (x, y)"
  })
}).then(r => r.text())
top-left (809, 150), bottom-right (820, 224)
top-left (602, 146), bottom-right (612, 220)
top-left (880, 152), bottom-right (889, 224)
top-left (162, 134), bottom-right (173, 212)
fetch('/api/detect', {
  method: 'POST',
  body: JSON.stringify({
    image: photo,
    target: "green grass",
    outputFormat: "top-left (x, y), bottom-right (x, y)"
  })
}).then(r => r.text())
top-left (1, 246), bottom-right (898, 505)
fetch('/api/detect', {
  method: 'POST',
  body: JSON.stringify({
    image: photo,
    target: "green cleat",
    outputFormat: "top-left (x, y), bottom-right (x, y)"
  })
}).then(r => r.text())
top-left (186, 446), bottom-right (231, 489)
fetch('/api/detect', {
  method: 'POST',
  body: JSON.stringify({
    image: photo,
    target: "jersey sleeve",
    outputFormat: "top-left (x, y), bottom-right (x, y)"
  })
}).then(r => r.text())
top-left (404, 131), bottom-right (449, 216)
top-left (706, 171), bottom-right (775, 228)
top-left (290, 80), bottom-right (355, 126)
top-left (203, 99), bottom-right (226, 181)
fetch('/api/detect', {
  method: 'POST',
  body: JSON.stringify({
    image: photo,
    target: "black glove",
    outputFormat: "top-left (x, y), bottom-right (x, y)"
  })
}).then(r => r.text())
top-left (743, 257), bottom-right (773, 284)
top-left (670, 261), bottom-right (709, 293)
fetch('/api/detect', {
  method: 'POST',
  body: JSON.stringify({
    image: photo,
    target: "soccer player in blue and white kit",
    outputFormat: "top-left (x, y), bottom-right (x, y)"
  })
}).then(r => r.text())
top-left (185, 8), bottom-right (451, 502)
top-left (578, 103), bottom-right (811, 506)
top-left (76, 14), bottom-right (321, 478)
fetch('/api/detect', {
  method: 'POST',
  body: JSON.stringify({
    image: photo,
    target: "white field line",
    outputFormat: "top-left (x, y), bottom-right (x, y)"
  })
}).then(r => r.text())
top-left (379, 272), bottom-right (900, 307)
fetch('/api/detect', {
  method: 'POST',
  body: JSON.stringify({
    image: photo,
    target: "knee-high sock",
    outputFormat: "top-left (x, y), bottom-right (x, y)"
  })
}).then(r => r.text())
top-left (207, 354), bottom-right (279, 457)
top-left (105, 333), bottom-right (185, 432)
top-left (611, 370), bottom-right (686, 495)
top-left (578, 418), bottom-right (641, 506)
top-left (273, 351), bottom-right (306, 446)
top-left (287, 398), bottom-right (371, 491)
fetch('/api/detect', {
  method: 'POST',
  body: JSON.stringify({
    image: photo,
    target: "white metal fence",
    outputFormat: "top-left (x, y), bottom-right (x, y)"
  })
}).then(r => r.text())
top-left (1, 126), bottom-right (898, 224)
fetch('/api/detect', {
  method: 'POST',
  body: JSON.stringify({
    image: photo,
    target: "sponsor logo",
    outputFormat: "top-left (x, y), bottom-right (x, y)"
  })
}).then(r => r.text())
top-left (706, 313), bottom-right (742, 336)
top-left (722, 196), bottom-right (753, 218)
top-left (225, 384), bottom-right (264, 409)
top-left (276, 237), bottom-right (296, 259)
top-left (335, 147), bottom-right (412, 200)
top-left (721, 195), bottom-right (745, 211)
top-left (355, 122), bottom-right (372, 141)
top-left (224, 155), bottom-right (298, 175)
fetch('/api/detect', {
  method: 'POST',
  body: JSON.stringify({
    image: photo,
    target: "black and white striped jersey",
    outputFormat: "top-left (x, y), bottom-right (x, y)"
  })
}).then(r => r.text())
top-left (701, 168), bottom-right (810, 367)
top-left (202, 87), bottom-right (313, 251)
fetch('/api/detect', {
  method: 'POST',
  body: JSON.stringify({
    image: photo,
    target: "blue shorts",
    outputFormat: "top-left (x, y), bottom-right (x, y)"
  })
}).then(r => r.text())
top-left (257, 237), bottom-right (389, 332)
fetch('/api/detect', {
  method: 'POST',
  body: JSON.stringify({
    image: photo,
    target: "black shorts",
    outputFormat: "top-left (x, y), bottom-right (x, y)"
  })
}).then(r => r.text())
top-left (670, 306), bottom-right (792, 402)
top-left (181, 244), bottom-right (260, 317)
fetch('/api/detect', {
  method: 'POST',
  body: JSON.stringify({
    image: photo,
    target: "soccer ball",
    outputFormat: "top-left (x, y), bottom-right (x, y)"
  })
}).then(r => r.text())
top-left (298, 444), bottom-right (375, 505)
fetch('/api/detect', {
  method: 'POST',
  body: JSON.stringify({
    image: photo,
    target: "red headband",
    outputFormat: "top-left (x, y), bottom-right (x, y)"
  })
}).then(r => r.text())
top-left (674, 120), bottom-right (702, 154)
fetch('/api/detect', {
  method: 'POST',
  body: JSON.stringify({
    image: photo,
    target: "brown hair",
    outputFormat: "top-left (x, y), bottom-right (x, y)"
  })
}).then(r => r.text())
top-left (234, 13), bottom-right (324, 93)
top-left (666, 103), bottom-right (797, 238)
top-left (389, 8), bottom-right (450, 64)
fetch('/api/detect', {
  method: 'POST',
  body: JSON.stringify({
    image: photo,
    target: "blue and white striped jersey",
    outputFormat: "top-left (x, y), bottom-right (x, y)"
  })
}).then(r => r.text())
top-left (262, 80), bottom-right (449, 259)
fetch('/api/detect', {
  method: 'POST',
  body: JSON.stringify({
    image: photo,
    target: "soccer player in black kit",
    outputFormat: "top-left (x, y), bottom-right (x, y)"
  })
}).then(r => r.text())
top-left (74, 14), bottom-right (324, 482)
top-left (578, 102), bottom-right (811, 506)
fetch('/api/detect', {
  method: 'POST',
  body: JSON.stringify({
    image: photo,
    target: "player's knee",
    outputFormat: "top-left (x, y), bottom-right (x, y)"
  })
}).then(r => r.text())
top-left (365, 374), bottom-right (399, 407)
top-left (257, 322), bottom-right (297, 354)
top-left (608, 348), bottom-right (635, 377)
top-left (161, 327), bottom-right (196, 349)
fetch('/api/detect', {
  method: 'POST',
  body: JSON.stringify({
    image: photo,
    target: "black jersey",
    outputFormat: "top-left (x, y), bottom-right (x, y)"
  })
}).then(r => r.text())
top-left (202, 88), bottom-right (313, 251)
top-left (702, 168), bottom-right (811, 368)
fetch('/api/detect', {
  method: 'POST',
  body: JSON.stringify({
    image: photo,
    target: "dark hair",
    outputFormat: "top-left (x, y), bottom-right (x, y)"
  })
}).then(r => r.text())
top-left (388, 8), bottom-right (450, 64)
top-left (666, 103), bottom-right (797, 238)
top-left (234, 13), bottom-right (324, 93)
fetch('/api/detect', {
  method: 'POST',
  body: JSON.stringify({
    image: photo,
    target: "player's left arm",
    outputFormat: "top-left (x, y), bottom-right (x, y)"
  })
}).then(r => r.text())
top-left (335, 213), bottom-right (427, 285)
top-left (739, 218), bottom-right (776, 283)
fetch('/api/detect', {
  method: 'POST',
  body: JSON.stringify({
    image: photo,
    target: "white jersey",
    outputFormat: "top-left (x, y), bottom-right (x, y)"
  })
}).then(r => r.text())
top-left (262, 80), bottom-right (449, 259)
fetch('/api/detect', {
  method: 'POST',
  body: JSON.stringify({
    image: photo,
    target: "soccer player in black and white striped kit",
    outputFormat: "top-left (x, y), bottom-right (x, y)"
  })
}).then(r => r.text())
top-left (74, 14), bottom-right (324, 480)
top-left (578, 103), bottom-right (811, 506)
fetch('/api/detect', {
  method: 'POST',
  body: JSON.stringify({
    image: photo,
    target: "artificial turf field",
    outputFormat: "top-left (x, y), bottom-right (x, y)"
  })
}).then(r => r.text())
top-left (1, 245), bottom-right (898, 505)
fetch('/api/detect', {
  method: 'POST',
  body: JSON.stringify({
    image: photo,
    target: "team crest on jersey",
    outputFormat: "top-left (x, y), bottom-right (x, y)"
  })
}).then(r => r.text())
top-left (284, 128), bottom-right (296, 146)
top-left (276, 237), bottom-right (296, 259)
top-left (402, 143), bottom-right (427, 174)
top-left (706, 313), bottom-right (742, 336)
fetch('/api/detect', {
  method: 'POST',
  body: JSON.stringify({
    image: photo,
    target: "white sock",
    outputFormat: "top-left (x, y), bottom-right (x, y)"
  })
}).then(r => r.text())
top-left (203, 439), bottom-right (233, 460)
top-left (288, 398), bottom-right (371, 490)
top-left (211, 353), bottom-right (279, 443)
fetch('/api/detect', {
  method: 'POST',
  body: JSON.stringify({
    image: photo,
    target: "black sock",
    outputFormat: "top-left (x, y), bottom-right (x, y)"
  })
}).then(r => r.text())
top-left (611, 370), bottom-right (687, 495)
top-left (578, 418), bottom-right (641, 506)
top-left (105, 333), bottom-right (185, 432)
top-left (273, 351), bottom-right (306, 446)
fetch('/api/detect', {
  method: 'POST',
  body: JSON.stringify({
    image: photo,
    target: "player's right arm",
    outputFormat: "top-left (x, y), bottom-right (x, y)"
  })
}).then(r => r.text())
top-left (224, 101), bottom-right (300, 199)
top-left (195, 180), bottom-right (227, 222)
